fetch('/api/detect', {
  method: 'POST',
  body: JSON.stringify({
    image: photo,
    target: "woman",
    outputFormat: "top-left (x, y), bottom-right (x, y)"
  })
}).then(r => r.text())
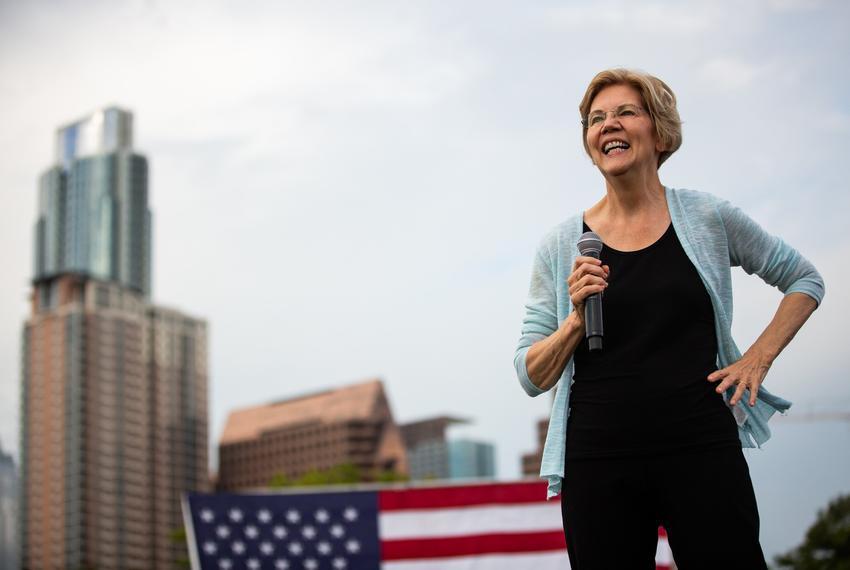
top-left (514, 69), bottom-right (824, 569)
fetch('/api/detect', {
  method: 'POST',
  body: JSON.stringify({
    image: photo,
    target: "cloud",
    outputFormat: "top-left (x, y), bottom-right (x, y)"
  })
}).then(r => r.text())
top-left (814, 110), bottom-right (850, 134)
top-left (696, 58), bottom-right (761, 92)
top-left (767, 0), bottom-right (826, 12)
top-left (547, 1), bottom-right (719, 35)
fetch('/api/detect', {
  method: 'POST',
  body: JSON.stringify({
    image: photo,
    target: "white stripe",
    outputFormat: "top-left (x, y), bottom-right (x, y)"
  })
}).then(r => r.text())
top-left (379, 503), bottom-right (563, 540)
top-left (383, 551), bottom-right (571, 570)
top-left (656, 537), bottom-right (673, 565)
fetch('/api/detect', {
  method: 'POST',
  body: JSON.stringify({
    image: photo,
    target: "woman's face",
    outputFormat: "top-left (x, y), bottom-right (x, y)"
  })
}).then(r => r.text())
top-left (585, 83), bottom-right (661, 178)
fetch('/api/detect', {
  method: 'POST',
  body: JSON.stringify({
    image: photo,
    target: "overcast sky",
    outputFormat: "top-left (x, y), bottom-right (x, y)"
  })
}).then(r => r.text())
top-left (1, 0), bottom-right (848, 506)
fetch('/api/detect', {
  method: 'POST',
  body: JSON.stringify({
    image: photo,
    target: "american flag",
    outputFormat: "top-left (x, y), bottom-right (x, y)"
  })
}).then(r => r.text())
top-left (184, 480), bottom-right (674, 569)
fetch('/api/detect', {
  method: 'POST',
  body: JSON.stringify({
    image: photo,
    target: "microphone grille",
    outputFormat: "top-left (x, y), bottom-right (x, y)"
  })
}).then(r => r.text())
top-left (577, 231), bottom-right (603, 256)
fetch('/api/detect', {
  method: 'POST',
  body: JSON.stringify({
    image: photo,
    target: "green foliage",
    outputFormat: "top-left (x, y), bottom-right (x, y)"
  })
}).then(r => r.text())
top-left (170, 526), bottom-right (191, 569)
top-left (319, 463), bottom-right (362, 485)
top-left (269, 472), bottom-right (292, 488)
top-left (270, 463), bottom-right (361, 488)
top-left (775, 494), bottom-right (850, 569)
top-left (377, 469), bottom-right (409, 483)
top-left (297, 463), bottom-right (362, 486)
top-left (297, 469), bottom-right (334, 486)
top-left (170, 527), bottom-right (187, 542)
top-left (269, 463), bottom-right (408, 487)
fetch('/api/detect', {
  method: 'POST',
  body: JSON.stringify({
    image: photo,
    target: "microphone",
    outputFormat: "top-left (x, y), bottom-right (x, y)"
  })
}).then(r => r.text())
top-left (577, 231), bottom-right (604, 352)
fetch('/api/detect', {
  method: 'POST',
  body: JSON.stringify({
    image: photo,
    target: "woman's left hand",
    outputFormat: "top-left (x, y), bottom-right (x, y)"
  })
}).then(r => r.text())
top-left (706, 349), bottom-right (773, 407)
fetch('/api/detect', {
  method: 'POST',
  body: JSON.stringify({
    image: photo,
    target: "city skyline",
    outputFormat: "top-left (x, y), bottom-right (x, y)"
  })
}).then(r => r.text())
top-left (2, 0), bottom-right (849, 560)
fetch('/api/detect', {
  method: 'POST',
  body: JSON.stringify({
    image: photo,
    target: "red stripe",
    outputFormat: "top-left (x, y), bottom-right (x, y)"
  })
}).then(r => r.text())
top-left (381, 530), bottom-right (566, 560)
top-left (379, 481), bottom-right (548, 511)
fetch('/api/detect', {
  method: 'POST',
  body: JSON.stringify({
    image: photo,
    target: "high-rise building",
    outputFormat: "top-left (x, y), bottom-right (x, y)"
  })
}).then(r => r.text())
top-left (217, 379), bottom-right (408, 490)
top-left (447, 439), bottom-right (496, 479)
top-left (20, 108), bottom-right (208, 570)
top-left (400, 416), bottom-right (497, 481)
top-left (34, 107), bottom-right (152, 297)
top-left (400, 416), bottom-right (467, 480)
top-left (521, 417), bottom-right (549, 477)
top-left (0, 441), bottom-right (18, 570)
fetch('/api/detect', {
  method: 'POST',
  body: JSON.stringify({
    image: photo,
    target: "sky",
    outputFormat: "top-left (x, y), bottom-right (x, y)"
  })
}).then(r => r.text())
top-left (1, 0), bottom-right (849, 558)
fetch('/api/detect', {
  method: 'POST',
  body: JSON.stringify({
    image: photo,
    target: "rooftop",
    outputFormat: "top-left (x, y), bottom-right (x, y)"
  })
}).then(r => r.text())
top-left (220, 378), bottom-right (388, 445)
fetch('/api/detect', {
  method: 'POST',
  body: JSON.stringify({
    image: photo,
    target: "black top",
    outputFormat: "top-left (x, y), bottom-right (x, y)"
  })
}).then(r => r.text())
top-left (566, 222), bottom-right (740, 460)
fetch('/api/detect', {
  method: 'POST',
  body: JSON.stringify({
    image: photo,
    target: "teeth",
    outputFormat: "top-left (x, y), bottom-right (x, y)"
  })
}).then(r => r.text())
top-left (603, 140), bottom-right (629, 154)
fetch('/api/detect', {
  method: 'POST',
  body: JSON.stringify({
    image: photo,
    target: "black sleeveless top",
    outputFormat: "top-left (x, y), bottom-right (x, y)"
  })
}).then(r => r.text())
top-left (566, 222), bottom-right (740, 460)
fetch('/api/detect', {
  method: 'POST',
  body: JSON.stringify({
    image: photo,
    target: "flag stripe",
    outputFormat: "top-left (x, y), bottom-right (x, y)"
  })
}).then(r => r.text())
top-left (656, 537), bottom-right (673, 565)
top-left (383, 550), bottom-right (572, 570)
top-left (381, 530), bottom-right (567, 560)
top-left (384, 551), bottom-right (673, 570)
top-left (379, 502), bottom-right (562, 539)
top-left (379, 481), bottom-right (548, 511)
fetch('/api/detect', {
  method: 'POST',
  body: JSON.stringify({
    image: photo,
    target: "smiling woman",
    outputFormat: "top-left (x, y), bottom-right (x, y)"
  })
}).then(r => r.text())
top-left (579, 69), bottom-right (682, 169)
top-left (513, 68), bottom-right (824, 569)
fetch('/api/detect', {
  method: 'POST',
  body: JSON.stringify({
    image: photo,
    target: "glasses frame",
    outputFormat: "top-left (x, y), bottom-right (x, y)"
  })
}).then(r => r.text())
top-left (581, 104), bottom-right (646, 129)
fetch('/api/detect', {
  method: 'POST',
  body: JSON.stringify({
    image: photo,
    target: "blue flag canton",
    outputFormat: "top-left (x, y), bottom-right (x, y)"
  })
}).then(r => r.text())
top-left (187, 491), bottom-right (381, 570)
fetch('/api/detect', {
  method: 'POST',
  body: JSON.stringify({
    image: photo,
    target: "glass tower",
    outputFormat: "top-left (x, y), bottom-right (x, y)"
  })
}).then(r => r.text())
top-left (34, 107), bottom-right (152, 297)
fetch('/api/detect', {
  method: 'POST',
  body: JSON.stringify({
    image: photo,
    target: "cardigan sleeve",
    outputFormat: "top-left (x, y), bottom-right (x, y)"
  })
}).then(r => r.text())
top-left (514, 241), bottom-right (560, 397)
top-left (718, 200), bottom-right (825, 305)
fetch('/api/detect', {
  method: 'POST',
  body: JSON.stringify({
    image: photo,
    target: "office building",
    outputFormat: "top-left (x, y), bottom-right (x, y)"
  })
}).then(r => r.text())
top-left (35, 107), bottom-right (151, 297)
top-left (218, 379), bottom-right (408, 490)
top-left (0, 442), bottom-right (17, 570)
top-left (521, 417), bottom-right (549, 477)
top-left (20, 108), bottom-right (208, 569)
top-left (400, 416), bottom-right (467, 480)
top-left (448, 439), bottom-right (496, 479)
top-left (401, 416), bottom-right (496, 480)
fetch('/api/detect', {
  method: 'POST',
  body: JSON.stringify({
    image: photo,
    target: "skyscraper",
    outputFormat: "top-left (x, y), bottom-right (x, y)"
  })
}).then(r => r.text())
top-left (34, 107), bottom-right (152, 298)
top-left (447, 439), bottom-right (496, 480)
top-left (20, 108), bottom-right (208, 570)
top-left (400, 416), bottom-right (497, 481)
top-left (0, 441), bottom-right (18, 570)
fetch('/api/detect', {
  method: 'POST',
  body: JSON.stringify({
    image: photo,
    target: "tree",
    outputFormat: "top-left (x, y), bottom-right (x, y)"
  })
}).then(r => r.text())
top-left (269, 472), bottom-right (292, 488)
top-left (269, 463), bottom-right (408, 488)
top-left (170, 527), bottom-right (191, 569)
top-left (775, 493), bottom-right (850, 569)
top-left (377, 468), bottom-right (409, 483)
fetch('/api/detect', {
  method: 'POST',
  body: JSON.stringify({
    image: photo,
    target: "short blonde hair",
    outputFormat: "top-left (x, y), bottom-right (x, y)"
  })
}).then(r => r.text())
top-left (579, 69), bottom-right (682, 167)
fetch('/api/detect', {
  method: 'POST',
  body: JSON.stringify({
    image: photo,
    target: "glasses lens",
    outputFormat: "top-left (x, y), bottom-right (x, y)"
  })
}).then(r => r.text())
top-left (587, 112), bottom-right (606, 127)
top-left (617, 105), bottom-right (639, 118)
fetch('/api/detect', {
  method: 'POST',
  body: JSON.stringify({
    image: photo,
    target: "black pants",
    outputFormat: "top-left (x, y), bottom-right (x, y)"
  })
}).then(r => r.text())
top-left (560, 446), bottom-right (767, 570)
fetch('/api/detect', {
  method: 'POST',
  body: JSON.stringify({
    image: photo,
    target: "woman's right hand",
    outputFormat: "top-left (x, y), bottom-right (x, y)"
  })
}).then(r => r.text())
top-left (526, 255), bottom-right (609, 390)
top-left (567, 256), bottom-right (609, 328)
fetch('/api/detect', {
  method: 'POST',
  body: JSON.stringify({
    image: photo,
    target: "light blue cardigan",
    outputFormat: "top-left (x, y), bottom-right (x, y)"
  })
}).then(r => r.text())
top-left (514, 187), bottom-right (825, 498)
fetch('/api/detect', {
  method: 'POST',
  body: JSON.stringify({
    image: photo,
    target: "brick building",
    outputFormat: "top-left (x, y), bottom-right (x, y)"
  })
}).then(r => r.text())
top-left (217, 379), bottom-right (408, 490)
top-left (521, 417), bottom-right (549, 477)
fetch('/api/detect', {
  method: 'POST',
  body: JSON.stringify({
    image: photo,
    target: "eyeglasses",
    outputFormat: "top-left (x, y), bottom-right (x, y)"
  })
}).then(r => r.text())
top-left (582, 104), bottom-right (645, 129)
